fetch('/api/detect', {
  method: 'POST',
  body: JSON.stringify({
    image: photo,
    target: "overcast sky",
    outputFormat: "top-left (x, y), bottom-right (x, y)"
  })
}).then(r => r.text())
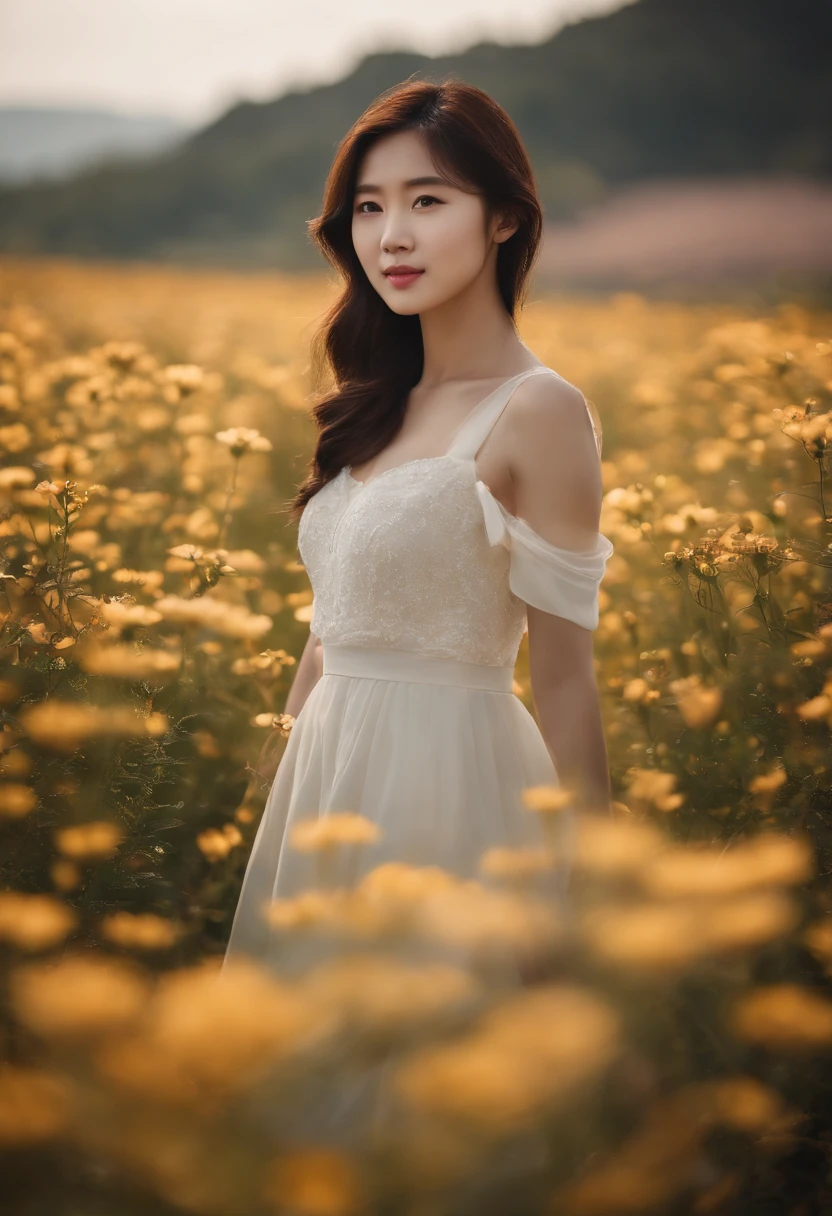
top-left (0, 0), bottom-right (627, 125)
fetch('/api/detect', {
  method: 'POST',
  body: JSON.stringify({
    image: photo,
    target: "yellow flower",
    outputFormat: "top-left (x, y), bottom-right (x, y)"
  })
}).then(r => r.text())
top-left (625, 768), bottom-right (685, 813)
top-left (99, 912), bottom-right (184, 950)
top-left (571, 814), bottom-right (667, 876)
top-left (214, 426), bottom-right (272, 456)
top-left (0, 893), bottom-right (77, 950)
top-left (0, 783), bottom-right (37, 818)
top-left (263, 1147), bottom-right (365, 1216)
top-left (640, 831), bottom-right (813, 898)
top-left (302, 954), bottom-right (480, 1044)
top-left (358, 861), bottom-right (458, 907)
top-left (163, 363), bottom-right (204, 394)
top-left (731, 983), bottom-right (832, 1048)
top-left (97, 959), bottom-right (325, 1106)
top-left (54, 821), bottom-right (124, 860)
top-left (478, 844), bottom-right (557, 880)
top-left (289, 811), bottom-right (381, 853)
top-left (197, 823), bottom-right (243, 861)
top-left (669, 674), bottom-right (723, 728)
top-left (520, 783), bottom-right (573, 814)
top-left (393, 985), bottom-right (619, 1136)
top-left (0, 1066), bottom-right (72, 1145)
top-left (414, 883), bottom-right (561, 962)
top-left (0, 466), bottom-right (35, 488)
top-left (20, 700), bottom-right (168, 751)
top-left (11, 954), bottom-right (148, 1038)
top-left (75, 641), bottom-right (181, 681)
top-left (153, 593), bottom-right (272, 639)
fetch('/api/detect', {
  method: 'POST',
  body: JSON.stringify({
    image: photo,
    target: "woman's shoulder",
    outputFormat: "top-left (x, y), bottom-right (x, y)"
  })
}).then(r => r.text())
top-left (506, 366), bottom-right (601, 457)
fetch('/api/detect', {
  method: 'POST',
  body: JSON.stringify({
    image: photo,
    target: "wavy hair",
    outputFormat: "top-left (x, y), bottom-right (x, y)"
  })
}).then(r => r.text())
top-left (288, 77), bottom-right (544, 521)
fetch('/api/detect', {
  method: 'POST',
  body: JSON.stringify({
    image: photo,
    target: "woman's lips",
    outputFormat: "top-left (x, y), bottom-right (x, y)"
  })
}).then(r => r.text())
top-left (384, 270), bottom-right (424, 289)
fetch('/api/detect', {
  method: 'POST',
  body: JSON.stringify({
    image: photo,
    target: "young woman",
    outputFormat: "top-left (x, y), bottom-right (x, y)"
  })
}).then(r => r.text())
top-left (224, 79), bottom-right (614, 967)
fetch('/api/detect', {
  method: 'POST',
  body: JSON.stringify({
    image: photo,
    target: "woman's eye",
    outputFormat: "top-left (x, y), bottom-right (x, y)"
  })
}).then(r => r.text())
top-left (354, 195), bottom-right (441, 215)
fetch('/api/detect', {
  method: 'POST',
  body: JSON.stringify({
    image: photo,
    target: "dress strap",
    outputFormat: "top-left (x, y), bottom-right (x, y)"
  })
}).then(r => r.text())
top-left (445, 366), bottom-right (558, 461)
top-left (447, 365), bottom-right (604, 461)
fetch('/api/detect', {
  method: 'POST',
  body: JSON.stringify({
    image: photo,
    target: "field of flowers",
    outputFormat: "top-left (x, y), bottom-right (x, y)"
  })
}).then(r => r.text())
top-left (1, 255), bottom-right (831, 1215)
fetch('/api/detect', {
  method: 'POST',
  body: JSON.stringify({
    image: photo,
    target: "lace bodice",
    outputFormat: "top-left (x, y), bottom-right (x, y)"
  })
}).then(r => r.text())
top-left (297, 367), bottom-right (614, 668)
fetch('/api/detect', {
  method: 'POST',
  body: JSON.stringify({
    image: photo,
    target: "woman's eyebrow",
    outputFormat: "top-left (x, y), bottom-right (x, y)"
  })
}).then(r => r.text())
top-left (354, 174), bottom-right (451, 194)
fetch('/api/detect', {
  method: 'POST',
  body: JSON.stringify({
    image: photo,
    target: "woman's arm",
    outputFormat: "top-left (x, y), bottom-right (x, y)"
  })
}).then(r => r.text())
top-left (284, 628), bottom-right (324, 718)
top-left (506, 373), bottom-right (613, 815)
top-left (527, 609), bottom-right (612, 815)
top-left (250, 629), bottom-right (323, 788)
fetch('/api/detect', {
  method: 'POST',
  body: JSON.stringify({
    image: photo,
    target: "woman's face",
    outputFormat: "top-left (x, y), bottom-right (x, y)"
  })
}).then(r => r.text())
top-left (350, 128), bottom-right (516, 315)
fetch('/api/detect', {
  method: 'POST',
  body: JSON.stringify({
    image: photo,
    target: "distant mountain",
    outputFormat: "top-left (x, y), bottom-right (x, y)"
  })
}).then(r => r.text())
top-left (0, 0), bottom-right (828, 270)
top-left (0, 106), bottom-right (191, 186)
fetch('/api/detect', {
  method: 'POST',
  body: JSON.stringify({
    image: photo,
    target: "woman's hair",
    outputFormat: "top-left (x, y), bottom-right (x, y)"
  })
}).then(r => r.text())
top-left (288, 76), bottom-right (544, 521)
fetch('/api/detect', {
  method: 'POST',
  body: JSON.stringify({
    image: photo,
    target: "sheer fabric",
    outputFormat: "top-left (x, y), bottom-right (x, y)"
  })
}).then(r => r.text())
top-left (475, 479), bottom-right (613, 630)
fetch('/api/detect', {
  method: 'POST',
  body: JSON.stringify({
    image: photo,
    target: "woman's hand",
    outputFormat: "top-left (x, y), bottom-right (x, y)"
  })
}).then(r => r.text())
top-left (242, 631), bottom-right (320, 798)
top-left (246, 713), bottom-right (295, 794)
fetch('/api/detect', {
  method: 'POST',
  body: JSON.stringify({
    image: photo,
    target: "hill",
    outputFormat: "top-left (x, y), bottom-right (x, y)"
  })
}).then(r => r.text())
top-left (0, 0), bottom-right (828, 272)
top-left (0, 106), bottom-right (190, 186)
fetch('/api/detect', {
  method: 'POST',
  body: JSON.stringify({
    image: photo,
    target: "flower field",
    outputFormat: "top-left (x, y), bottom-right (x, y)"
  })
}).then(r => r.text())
top-left (1, 255), bottom-right (831, 1215)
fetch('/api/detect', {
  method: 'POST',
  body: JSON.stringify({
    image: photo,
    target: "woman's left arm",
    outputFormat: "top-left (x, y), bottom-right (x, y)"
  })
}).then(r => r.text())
top-left (527, 609), bottom-right (612, 815)
top-left (507, 372), bottom-right (613, 816)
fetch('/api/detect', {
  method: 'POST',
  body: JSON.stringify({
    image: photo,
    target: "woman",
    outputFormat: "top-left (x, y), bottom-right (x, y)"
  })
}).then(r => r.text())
top-left (224, 78), bottom-right (614, 967)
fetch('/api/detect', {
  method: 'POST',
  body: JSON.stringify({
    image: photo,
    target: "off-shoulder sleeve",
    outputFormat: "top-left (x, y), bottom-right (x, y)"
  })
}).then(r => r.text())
top-left (476, 480), bottom-right (614, 630)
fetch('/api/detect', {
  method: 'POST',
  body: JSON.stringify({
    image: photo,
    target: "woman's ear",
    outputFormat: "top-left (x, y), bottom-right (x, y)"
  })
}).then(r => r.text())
top-left (491, 208), bottom-right (520, 244)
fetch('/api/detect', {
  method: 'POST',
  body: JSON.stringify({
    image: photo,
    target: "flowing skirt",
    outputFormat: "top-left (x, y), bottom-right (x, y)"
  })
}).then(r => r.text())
top-left (223, 643), bottom-right (574, 968)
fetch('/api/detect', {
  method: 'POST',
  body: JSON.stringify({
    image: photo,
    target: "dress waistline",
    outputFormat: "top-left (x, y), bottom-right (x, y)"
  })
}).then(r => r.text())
top-left (321, 643), bottom-right (515, 692)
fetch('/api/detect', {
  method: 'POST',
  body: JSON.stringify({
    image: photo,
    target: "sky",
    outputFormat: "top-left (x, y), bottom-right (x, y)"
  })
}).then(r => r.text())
top-left (0, 0), bottom-right (627, 125)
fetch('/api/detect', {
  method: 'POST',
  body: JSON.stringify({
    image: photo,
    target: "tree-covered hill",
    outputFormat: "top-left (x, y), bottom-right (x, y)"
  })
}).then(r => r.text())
top-left (0, 0), bottom-right (828, 269)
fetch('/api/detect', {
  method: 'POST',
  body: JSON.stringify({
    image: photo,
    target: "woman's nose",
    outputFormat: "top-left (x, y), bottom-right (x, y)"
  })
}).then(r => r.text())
top-left (381, 217), bottom-right (413, 252)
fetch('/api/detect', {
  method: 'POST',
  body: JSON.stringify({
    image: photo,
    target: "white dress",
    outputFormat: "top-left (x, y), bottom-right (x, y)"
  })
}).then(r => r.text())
top-left (224, 366), bottom-right (614, 967)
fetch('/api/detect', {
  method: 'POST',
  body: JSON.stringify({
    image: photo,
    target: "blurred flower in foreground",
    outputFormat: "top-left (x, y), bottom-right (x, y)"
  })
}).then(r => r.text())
top-left (521, 783), bottom-right (574, 814)
top-left (302, 953), bottom-right (481, 1047)
top-left (479, 843), bottom-right (557, 881)
top-left (0, 782), bottom-right (37, 818)
top-left (571, 813), bottom-right (667, 877)
top-left (74, 641), bottom-right (182, 681)
top-left (54, 820), bottom-right (124, 860)
top-left (153, 593), bottom-right (272, 639)
top-left (96, 958), bottom-right (332, 1108)
top-left (0, 893), bottom-right (77, 950)
top-left (580, 890), bottom-right (798, 971)
top-left (393, 984), bottom-right (619, 1139)
top-left (262, 1147), bottom-right (365, 1216)
top-left (669, 674), bottom-right (723, 728)
top-left (730, 984), bottom-right (832, 1049)
top-left (413, 883), bottom-right (563, 965)
top-left (100, 912), bottom-right (185, 950)
top-left (0, 1066), bottom-right (73, 1145)
top-left (19, 700), bottom-right (168, 751)
top-left (290, 812), bottom-right (381, 853)
top-left (554, 1077), bottom-right (800, 1214)
top-left (197, 823), bottom-right (243, 861)
top-left (625, 768), bottom-right (685, 813)
top-left (10, 954), bottom-right (149, 1038)
top-left (639, 831), bottom-right (813, 898)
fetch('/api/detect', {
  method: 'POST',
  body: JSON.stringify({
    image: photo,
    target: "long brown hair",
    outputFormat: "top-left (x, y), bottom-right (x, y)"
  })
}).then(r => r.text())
top-left (288, 76), bottom-right (544, 522)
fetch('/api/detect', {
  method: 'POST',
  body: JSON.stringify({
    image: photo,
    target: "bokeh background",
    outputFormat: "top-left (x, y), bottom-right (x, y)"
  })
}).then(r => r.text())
top-left (1, 3), bottom-right (832, 1215)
